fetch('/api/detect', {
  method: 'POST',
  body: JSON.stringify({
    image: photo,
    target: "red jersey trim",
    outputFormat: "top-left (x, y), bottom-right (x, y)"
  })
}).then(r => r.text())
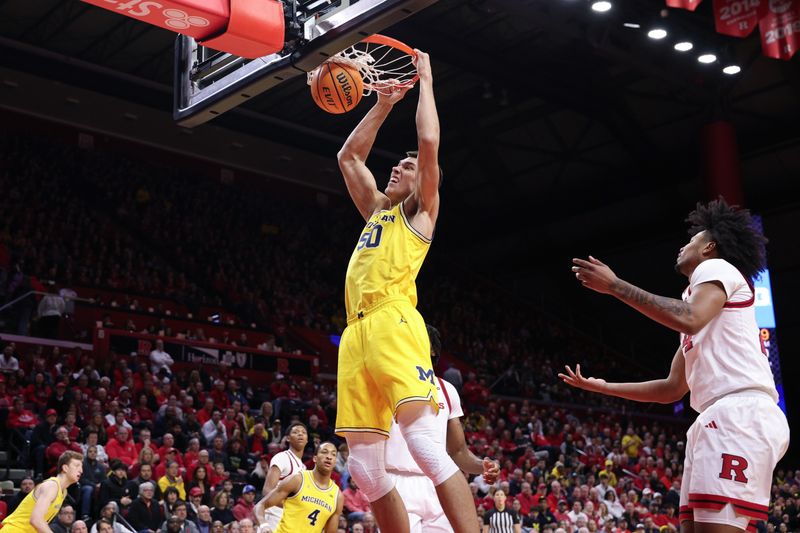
top-left (688, 493), bottom-right (768, 520)
top-left (723, 276), bottom-right (755, 308)
top-left (437, 377), bottom-right (452, 412)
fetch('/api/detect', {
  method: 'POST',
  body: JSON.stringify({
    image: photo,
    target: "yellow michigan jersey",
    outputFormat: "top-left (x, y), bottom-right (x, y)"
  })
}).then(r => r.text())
top-left (336, 201), bottom-right (438, 437)
top-left (1, 478), bottom-right (66, 533)
top-left (274, 471), bottom-right (340, 533)
top-left (344, 201), bottom-right (430, 319)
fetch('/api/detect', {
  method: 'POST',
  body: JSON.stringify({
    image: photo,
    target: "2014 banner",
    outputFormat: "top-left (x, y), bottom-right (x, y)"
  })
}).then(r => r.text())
top-left (713, 0), bottom-right (761, 37)
top-left (758, 0), bottom-right (800, 59)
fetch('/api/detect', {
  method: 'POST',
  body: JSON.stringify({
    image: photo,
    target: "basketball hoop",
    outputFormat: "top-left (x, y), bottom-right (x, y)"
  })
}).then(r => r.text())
top-left (313, 34), bottom-right (418, 96)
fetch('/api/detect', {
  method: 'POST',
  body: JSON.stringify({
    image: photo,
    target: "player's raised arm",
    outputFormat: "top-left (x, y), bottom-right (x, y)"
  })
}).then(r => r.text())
top-left (411, 50), bottom-right (440, 218)
top-left (29, 480), bottom-right (58, 533)
top-left (337, 87), bottom-right (412, 221)
top-left (572, 256), bottom-right (727, 335)
top-left (558, 346), bottom-right (689, 404)
top-left (323, 492), bottom-right (344, 533)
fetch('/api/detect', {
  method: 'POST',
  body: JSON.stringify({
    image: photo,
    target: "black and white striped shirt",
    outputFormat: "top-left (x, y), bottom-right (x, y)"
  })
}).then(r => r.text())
top-left (483, 507), bottom-right (520, 533)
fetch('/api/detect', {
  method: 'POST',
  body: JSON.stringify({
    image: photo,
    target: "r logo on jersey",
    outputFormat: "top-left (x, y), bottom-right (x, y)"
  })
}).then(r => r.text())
top-left (416, 366), bottom-right (435, 385)
top-left (719, 453), bottom-right (749, 483)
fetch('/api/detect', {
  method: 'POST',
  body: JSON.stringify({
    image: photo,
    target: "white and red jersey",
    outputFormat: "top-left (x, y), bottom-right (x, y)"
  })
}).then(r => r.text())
top-left (269, 449), bottom-right (306, 481)
top-left (680, 258), bottom-right (778, 413)
top-left (386, 377), bottom-right (462, 474)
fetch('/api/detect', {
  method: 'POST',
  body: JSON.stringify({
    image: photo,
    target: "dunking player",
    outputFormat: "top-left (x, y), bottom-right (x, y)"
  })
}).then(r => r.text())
top-left (386, 324), bottom-right (500, 532)
top-left (1, 451), bottom-right (83, 533)
top-left (335, 51), bottom-right (477, 533)
top-left (254, 422), bottom-right (308, 533)
top-left (260, 442), bottom-right (343, 533)
top-left (561, 199), bottom-right (790, 533)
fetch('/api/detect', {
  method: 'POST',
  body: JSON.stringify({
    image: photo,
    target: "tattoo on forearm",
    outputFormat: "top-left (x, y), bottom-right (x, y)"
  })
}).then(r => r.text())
top-left (610, 280), bottom-right (692, 317)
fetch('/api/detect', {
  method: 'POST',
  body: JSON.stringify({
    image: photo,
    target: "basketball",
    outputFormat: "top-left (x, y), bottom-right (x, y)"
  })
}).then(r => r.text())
top-left (310, 61), bottom-right (364, 114)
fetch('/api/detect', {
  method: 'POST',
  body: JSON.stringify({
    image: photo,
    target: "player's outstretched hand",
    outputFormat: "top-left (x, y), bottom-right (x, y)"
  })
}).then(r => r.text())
top-left (377, 83), bottom-right (413, 106)
top-left (557, 364), bottom-right (608, 394)
top-left (482, 457), bottom-right (500, 485)
top-left (571, 256), bottom-right (619, 294)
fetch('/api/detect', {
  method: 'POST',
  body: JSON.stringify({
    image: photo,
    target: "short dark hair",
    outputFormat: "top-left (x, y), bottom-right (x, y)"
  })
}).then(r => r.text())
top-left (686, 198), bottom-right (767, 281)
top-left (285, 422), bottom-right (307, 436)
top-left (57, 451), bottom-right (83, 474)
top-left (406, 151), bottom-right (444, 189)
top-left (314, 441), bottom-right (337, 455)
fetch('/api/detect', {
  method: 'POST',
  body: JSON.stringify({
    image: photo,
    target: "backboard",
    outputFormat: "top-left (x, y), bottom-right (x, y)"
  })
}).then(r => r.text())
top-left (174, 0), bottom-right (438, 127)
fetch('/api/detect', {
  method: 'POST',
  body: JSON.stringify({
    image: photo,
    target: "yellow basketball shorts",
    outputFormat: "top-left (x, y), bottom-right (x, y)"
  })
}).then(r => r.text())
top-left (335, 297), bottom-right (438, 437)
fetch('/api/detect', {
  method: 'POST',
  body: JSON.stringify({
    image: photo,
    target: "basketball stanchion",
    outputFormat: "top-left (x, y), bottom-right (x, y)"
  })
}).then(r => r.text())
top-left (80, 0), bottom-right (284, 58)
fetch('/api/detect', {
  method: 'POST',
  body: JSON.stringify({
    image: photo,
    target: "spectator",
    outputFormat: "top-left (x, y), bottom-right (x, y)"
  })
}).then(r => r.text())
top-left (106, 427), bottom-right (138, 467)
top-left (210, 492), bottom-right (235, 525)
top-left (443, 363), bottom-right (463, 391)
top-left (187, 488), bottom-right (204, 521)
top-left (150, 340), bottom-right (175, 376)
top-left (30, 408), bottom-right (59, 477)
top-left (0, 345), bottom-right (19, 373)
top-left (159, 461), bottom-right (187, 501)
top-left (6, 477), bottom-right (34, 514)
top-left (37, 286), bottom-right (65, 338)
top-left (195, 506), bottom-right (213, 533)
top-left (342, 477), bottom-right (370, 522)
top-left (231, 485), bottom-right (256, 522)
top-left (201, 411), bottom-right (227, 446)
top-left (127, 481), bottom-right (163, 533)
top-left (130, 463), bottom-right (162, 501)
top-left (567, 501), bottom-right (588, 526)
top-left (160, 501), bottom-right (199, 533)
top-left (98, 461), bottom-right (134, 510)
top-left (46, 426), bottom-right (83, 472)
top-left (71, 520), bottom-right (89, 533)
top-left (51, 505), bottom-right (76, 533)
top-left (80, 445), bottom-right (108, 519)
top-left (90, 502), bottom-right (135, 533)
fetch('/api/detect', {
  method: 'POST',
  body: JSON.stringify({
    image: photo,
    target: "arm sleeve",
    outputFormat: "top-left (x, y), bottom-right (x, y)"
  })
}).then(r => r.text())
top-left (483, 511), bottom-right (491, 525)
top-left (513, 511), bottom-right (521, 524)
top-left (690, 258), bottom-right (746, 301)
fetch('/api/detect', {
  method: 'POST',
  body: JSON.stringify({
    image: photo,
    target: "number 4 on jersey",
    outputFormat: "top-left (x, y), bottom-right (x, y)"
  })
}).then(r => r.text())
top-left (307, 509), bottom-right (321, 526)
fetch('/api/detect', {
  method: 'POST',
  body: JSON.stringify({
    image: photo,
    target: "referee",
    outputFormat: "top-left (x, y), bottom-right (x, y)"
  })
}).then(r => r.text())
top-left (483, 490), bottom-right (520, 533)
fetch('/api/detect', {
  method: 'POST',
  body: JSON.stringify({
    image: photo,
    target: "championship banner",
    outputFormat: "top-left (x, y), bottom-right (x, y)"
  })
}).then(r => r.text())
top-left (666, 0), bottom-right (704, 11)
top-left (758, 0), bottom-right (800, 59)
top-left (713, 0), bottom-right (760, 37)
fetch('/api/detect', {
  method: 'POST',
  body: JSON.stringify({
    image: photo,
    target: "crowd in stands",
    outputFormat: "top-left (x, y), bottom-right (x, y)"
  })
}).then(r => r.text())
top-left (0, 132), bottom-right (796, 533)
top-left (1, 340), bottom-right (797, 533)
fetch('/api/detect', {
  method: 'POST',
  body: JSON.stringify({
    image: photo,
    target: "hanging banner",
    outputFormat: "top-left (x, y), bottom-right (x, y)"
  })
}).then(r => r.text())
top-left (666, 0), bottom-right (704, 11)
top-left (713, 0), bottom-right (760, 37)
top-left (758, 0), bottom-right (800, 59)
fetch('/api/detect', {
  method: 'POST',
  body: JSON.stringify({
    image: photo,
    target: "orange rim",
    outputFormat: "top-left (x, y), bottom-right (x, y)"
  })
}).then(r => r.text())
top-left (361, 34), bottom-right (417, 58)
top-left (360, 34), bottom-right (419, 87)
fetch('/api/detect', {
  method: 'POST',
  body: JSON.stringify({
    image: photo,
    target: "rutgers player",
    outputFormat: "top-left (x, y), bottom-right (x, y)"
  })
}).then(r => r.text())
top-left (561, 199), bottom-right (789, 533)
top-left (386, 325), bottom-right (500, 532)
top-left (254, 422), bottom-right (308, 533)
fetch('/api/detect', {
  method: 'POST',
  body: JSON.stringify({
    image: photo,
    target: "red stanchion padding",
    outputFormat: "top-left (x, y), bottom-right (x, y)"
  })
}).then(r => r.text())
top-left (200, 0), bottom-right (285, 59)
top-left (80, 0), bottom-right (230, 40)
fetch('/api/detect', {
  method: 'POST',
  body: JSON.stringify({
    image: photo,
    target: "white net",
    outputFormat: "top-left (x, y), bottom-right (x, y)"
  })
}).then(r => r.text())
top-left (307, 36), bottom-right (417, 96)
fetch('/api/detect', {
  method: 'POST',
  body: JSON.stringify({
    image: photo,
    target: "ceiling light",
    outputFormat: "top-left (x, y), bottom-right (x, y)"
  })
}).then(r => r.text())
top-left (647, 28), bottom-right (668, 39)
top-left (674, 41), bottom-right (693, 52)
top-left (722, 65), bottom-right (741, 75)
top-left (623, 22), bottom-right (641, 28)
top-left (592, 1), bottom-right (612, 12)
top-left (698, 54), bottom-right (717, 64)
